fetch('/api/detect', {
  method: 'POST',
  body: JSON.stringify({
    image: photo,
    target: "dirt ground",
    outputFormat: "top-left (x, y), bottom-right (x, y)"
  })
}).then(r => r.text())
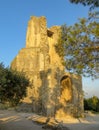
top-left (0, 109), bottom-right (99, 130)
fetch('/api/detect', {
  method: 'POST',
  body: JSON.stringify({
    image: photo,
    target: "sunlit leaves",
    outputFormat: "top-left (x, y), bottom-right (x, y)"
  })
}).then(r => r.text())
top-left (56, 18), bottom-right (99, 78)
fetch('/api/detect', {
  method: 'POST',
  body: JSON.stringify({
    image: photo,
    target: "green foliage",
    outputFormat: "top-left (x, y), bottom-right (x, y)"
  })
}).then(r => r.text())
top-left (69, 0), bottom-right (99, 24)
top-left (55, 18), bottom-right (99, 78)
top-left (69, 0), bottom-right (99, 8)
top-left (56, 0), bottom-right (99, 78)
top-left (84, 96), bottom-right (99, 112)
top-left (0, 62), bottom-right (30, 106)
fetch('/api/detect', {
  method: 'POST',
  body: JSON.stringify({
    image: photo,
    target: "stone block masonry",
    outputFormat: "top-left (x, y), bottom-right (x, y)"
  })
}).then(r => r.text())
top-left (11, 16), bottom-right (84, 118)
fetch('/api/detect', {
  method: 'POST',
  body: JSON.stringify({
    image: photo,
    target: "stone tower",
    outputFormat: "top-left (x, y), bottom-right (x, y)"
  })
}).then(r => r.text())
top-left (11, 16), bottom-right (84, 118)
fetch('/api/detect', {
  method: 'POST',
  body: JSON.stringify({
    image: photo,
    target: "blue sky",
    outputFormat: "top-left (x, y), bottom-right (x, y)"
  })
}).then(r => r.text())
top-left (0, 0), bottom-right (98, 98)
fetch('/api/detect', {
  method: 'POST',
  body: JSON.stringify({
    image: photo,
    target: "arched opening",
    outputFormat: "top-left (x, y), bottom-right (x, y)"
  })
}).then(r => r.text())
top-left (60, 75), bottom-right (73, 104)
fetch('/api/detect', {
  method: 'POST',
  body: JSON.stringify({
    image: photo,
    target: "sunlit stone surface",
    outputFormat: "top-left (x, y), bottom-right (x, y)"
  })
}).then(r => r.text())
top-left (11, 16), bottom-right (84, 118)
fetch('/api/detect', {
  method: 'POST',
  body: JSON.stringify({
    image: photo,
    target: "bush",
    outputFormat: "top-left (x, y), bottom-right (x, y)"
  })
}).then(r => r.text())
top-left (84, 96), bottom-right (99, 112)
top-left (0, 62), bottom-right (30, 106)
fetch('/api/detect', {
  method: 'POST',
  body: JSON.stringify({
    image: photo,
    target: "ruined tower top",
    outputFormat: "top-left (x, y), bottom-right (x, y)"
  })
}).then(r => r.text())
top-left (26, 16), bottom-right (61, 48)
top-left (26, 16), bottom-right (47, 48)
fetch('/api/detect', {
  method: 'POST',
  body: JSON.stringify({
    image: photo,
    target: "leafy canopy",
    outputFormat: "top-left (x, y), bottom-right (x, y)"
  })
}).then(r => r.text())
top-left (55, 0), bottom-right (99, 78)
top-left (55, 18), bottom-right (99, 78)
top-left (69, 0), bottom-right (99, 21)
top-left (69, 0), bottom-right (99, 8)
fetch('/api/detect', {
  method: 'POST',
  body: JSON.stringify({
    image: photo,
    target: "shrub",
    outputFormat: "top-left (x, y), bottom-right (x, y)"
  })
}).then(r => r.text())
top-left (0, 62), bottom-right (30, 106)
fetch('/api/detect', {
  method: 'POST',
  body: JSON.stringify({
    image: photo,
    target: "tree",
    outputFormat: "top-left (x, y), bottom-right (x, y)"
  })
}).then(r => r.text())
top-left (84, 98), bottom-right (89, 110)
top-left (69, 0), bottom-right (99, 22)
top-left (0, 62), bottom-right (30, 106)
top-left (91, 96), bottom-right (99, 111)
top-left (84, 96), bottom-right (99, 112)
top-left (55, 0), bottom-right (99, 78)
top-left (55, 18), bottom-right (99, 78)
top-left (69, 0), bottom-right (99, 8)
top-left (56, 0), bottom-right (99, 78)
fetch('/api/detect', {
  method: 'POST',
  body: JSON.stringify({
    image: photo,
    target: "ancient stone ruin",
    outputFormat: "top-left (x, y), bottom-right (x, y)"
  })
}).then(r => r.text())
top-left (11, 16), bottom-right (84, 118)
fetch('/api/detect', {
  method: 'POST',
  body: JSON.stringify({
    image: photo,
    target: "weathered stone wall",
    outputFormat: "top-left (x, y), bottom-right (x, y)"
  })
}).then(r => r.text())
top-left (55, 73), bottom-right (84, 118)
top-left (11, 16), bottom-right (84, 118)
